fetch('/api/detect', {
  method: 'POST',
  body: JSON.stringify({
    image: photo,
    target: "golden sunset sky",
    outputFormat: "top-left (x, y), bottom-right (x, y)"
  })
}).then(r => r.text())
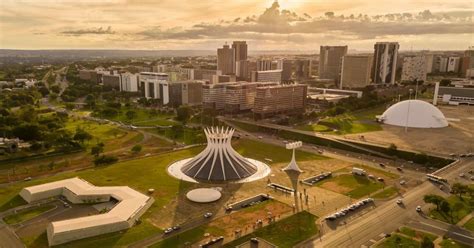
top-left (0, 0), bottom-right (472, 50)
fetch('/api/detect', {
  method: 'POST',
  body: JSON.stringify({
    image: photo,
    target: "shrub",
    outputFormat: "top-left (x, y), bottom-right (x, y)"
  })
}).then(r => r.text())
top-left (94, 155), bottom-right (118, 166)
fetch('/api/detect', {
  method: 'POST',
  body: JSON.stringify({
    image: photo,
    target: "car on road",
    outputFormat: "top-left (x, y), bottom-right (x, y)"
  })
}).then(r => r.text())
top-left (63, 202), bottom-right (70, 208)
top-left (396, 167), bottom-right (403, 172)
top-left (459, 173), bottom-right (465, 178)
top-left (399, 180), bottom-right (406, 185)
top-left (396, 199), bottom-right (403, 205)
top-left (164, 228), bottom-right (174, 234)
top-left (368, 174), bottom-right (375, 179)
top-left (24, 177), bottom-right (32, 181)
top-left (258, 136), bottom-right (263, 139)
top-left (379, 163), bottom-right (386, 168)
top-left (377, 177), bottom-right (384, 182)
top-left (172, 225), bottom-right (181, 231)
top-left (416, 206), bottom-right (422, 212)
top-left (204, 212), bottom-right (213, 218)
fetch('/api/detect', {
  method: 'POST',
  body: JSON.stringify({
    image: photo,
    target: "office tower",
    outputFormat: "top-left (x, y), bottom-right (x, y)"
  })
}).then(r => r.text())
top-left (371, 42), bottom-right (399, 84)
top-left (168, 81), bottom-right (203, 107)
top-left (401, 56), bottom-right (427, 82)
top-left (253, 84), bottom-right (308, 117)
top-left (439, 57), bottom-right (448, 72)
top-left (251, 70), bottom-right (282, 83)
top-left (217, 44), bottom-right (235, 75)
top-left (424, 54), bottom-right (434, 74)
top-left (295, 59), bottom-right (312, 80)
top-left (235, 60), bottom-right (249, 81)
top-left (319, 46), bottom-right (348, 82)
top-left (232, 41), bottom-right (248, 62)
top-left (340, 55), bottom-right (373, 88)
top-left (120, 72), bottom-right (139, 92)
top-left (202, 83), bottom-right (231, 110)
top-left (277, 59), bottom-right (293, 81)
top-left (138, 72), bottom-right (169, 103)
top-left (257, 59), bottom-right (273, 71)
top-left (447, 57), bottom-right (461, 72)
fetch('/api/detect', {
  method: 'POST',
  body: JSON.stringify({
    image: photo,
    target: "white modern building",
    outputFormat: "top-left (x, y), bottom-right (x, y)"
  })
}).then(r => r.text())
top-left (19, 178), bottom-right (154, 246)
top-left (139, 72), bottom-right (169, 103)
top-left (401, 56), bottom-right (427, 82)
top-left (120, 72), bottom-right (139, 92)
top-left (378, 100), bottom-right (448, 128)
top-left (447, 57), bottom-right (461, 73)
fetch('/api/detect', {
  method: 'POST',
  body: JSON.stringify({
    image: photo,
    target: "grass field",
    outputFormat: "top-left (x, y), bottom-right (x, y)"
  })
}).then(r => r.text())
top-left (317, 174), bottom-right (384, 199)
top-left (106, 108), bottom-right (177, 127)
top-left (429, 195), bottom-right (472, 224)
top-left (440, 238), bottom-right (471, 248)
top-left (297, 107), bottom-right (385, 135)
top-left (223, 211), bottom-right (318, 248)
top-left (376, 234), bottom-right (420, 248)
top-left (462, 217), bottom-right (474, 231)
top-left (3, 205), bottom-right (55, 225)
top-left (372, 186), bottom-right (399, 199)
top-left (398, 226), bottom-right (437, 241)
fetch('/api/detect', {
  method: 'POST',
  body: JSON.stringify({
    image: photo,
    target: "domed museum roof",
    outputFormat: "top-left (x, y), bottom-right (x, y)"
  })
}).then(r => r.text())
top-left (379, 100), bottom-right (448, 128)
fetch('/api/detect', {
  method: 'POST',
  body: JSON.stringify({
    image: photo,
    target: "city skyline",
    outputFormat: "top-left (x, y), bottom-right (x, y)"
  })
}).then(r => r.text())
top-left (0, 0), bottom-right (472, 51)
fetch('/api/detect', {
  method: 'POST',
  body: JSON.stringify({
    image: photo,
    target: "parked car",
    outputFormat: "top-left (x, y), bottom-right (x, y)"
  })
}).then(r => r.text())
top-left (396, 199), bottom-right (403, 205)
top-left (204, 212), bottom-right (213, 218)
top-left (164, 228), bottom-right (173, 234)
top-left (416, 206), bottom-right (422, 212)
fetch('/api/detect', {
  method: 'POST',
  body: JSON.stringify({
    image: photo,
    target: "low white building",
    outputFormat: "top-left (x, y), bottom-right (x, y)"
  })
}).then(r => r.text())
top-left (120, 72), bottom-right (139, 92)
top-left (139, 72), bottom-right (169, 103)
top-left (19, 178), bottom-right (154, 246)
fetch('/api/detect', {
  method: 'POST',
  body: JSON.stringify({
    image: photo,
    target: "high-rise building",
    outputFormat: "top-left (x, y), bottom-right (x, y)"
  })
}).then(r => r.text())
top-left (217, 44), bottom-right (235, 75)
top-left (424, 53), bottom-right (435, 74)
top-left (251, 70), bottom-right (282, 83)
top-left (439, 57), bottom-right (449, 72)
top-left (120, 72), bottom-right (139, 92)
top-left (232, 41), bottom-right (247, 62)
top-left (253, 84), bottom-right (307, 117)
top-left (168, 81), bottom-right (203, 107)
top-left (202, 83), bottom-right (231, 110)
top-left (401, 56), bottom-right (427, 82)
top-left (447, 57), bottom-right (461, 72)
top-left (371, 42), bottom-right (399, 84)
top-left (340, 55), bottom-right (373, 89)
top-left (277, 59), bottom-right (293, 81)
top-left (235, 60), bottom-right (249, 81)
top-left (295, 59), bottom-right (312, 80)
top-left (319, 46), bottom-right (348, 82)
top-left (257, 59), bottom-right (273, 71)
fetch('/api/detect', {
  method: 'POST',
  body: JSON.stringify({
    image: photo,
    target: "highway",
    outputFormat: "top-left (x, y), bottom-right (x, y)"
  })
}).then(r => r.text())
top-left (298, 158), bottom-right (474, 248)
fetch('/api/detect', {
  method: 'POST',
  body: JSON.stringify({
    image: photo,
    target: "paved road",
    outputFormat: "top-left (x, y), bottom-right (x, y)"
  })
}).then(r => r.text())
top-left (298, 158), bottom-right (474, 248)
top-left (0, 223), bottom-right (24, 248)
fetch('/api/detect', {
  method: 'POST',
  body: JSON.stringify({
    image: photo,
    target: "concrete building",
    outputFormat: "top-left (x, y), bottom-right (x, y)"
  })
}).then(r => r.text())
top-left (401, 56), bottom-right (427, 82)
top-left (439, 57), bottom-right (449, 73)
top-left (371, 42), bottom-right (399, 84)
top-left (295, 59), bottom-right (312, 80)
top-left (236, 60), bottom-right (249, 81)
top-left (20, 178), bottom-right (153, 246)
top-left (424, 54), bottom-right (435, 74)
top-left (139, 72), bottom-right (169, 103)
top-left (251, 70), bottom-right (282, 83)
top-left (152, 65), bottom-right (167, 73)
top-left (79, 70), bottom-right (101, 83)
top-left (119, 73), bottom-right (139, 92)
top-left (217, 44), bottom-right (235, 75)
top-left (434, 82), bottom-right (474, 105)
top-left (319, 46), bottom-right (348, 82)
top-left (460, 57), bottom-right (471, 77)
top-left (224, 82), bottom-right (277, 113)
top-left (340, 55), bottom-right (373, 89)
top-left (253, 84), bottom-right (307, 117)
top-left (211, 74), bottom-right (236, 84)
top-left (102, 74), bottom-right (121, 90)
top-left (277, 59), bottom-right (293, 81)
top-left (194, 69), bottom-right (222, 82)
top-left (257, 59), bottom-right (273, 71)
top-left (202, 83), bottom-right (229, 110)
top-left (168, 81), bottom-right (203, 107)
top-left (447, 57), bottom-right (461, 73)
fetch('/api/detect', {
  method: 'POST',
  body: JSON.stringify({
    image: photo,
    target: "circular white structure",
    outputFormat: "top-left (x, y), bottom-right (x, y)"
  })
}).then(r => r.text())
top-left (380, 100), bottom-right (448, 128)
top-left (186, 188), bottom-right (222, 203)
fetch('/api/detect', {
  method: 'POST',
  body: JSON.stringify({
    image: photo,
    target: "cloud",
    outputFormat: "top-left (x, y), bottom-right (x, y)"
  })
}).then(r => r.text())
top-left (135, 4), bottom-right (472, 43)
top-left (60, 26), bottom-right (115, 36)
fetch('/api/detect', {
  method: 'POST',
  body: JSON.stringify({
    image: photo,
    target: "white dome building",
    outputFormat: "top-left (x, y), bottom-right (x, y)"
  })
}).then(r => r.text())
top-left (379, 100), bottom-right (448, 128)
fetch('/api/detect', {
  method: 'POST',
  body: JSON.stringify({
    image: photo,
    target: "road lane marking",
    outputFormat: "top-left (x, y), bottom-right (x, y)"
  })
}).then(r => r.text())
top-left (419, 222), bottom-right (474, 240)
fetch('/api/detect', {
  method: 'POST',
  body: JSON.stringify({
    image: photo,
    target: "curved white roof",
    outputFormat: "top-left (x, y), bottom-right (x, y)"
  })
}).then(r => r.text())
top-left (380, 100), bottom-right (448, 128)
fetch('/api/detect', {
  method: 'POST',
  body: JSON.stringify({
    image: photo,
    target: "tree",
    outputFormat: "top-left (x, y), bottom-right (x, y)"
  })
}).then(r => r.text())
top-left (13, 123), bottom-right (42, 141)
top-left (73, 128), bottom-right (92, 144)
top-left (131, 144), bottom-right (142, 154)
top-left (94, 155), bottom-right (118, 166)
top-left (451, 183), bottom-right (469, 199)
top-left (176, 105), bottom-right (192, 124)
top-left (439, 79), bottom-right (451, 86)
top-left (421, 236), bottom-right (434, 248)
top-left (439, 200), bottom-right (451, 220)
top-left (91, 142), bottom-right (105, 157)
top-left (126, 110), bottom-right (137, 120)
top-left (423, 194), bottom-right (445, 211)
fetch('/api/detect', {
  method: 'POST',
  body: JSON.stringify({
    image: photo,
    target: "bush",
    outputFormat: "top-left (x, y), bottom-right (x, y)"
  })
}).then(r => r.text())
top-left (94, 155), bottom-right (118, 166)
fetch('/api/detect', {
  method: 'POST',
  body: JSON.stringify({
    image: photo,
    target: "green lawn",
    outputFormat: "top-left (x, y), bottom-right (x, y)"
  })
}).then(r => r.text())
top-left (429, 195), bottom-right (473, 224)
top-left (151, 225), bottom-right (226, 248)
top-left (376, 234), bottom-right (420, 248)
top-left (3, 205), bottom-right (55, 225)
top-left (223, 211), bottom-right (318, 248)
top-left (440, 238), bottom-right (471, 248)
top-left (462, 217), bottom-right (474, 231)
top-left (398, 226), bottom-right (437, 241)
top-left (317, 174), bottom-right (384, 199)
top-left (105, 108), bottom-right (177, 127)
top-left (372, 186), bottom-right (399, 199)
top-left (149, 127), bottom-right (206, 145)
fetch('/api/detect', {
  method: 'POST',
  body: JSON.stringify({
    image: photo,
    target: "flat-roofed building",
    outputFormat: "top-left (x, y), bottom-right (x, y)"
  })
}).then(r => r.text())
top-left (434, 83), bottom-right (474, 105)
top-left (79, 70), bottom-right (101, 83)
top-left (102, 74), bottom-right (121, 90)
top-left (217, 44), bottom-right (235, 75)
top-left (235, 60), bottom-right (249, 81)
top-left (295, 59), bottom-right (312, 80)
top-left (257, 59), bottom-right (273, 71)
top-left (168, 80), bottom-right (203, 107)
top-left (120, 72), bottom-right (139, 92)
top-left (139, 72), bottom-right (169, 103)
top-left (202, 83), bottom-right (230, 110)
top-left (319, 46), bottom-right (348, 82)
top-left (401, 55), bottom-right (427, 82)
top-left (253, 84), bottom-right (307, 117)
top-left (251, 70), bottom-right (282, 83)
top-left (447, 57), bottom-right (461, 73)
top-left (277, 59), bottom-right (293, 81)
top-left (194, 69), bottom-right (222, 82)
top-left (371, 42), bottom-right (399, 84)
top-left (340, 55), bottom-right (373, 89)
top-left (224, 82), bottom-right (277, 113)
top-left (19, 178), bottom-right (153, 246)
top-left (211, 74), bottom-right (236, 84)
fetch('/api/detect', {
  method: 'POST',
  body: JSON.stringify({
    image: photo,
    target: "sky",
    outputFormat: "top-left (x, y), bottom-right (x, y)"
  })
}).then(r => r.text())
top-left (0, 0), bottom-right (472, 51)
